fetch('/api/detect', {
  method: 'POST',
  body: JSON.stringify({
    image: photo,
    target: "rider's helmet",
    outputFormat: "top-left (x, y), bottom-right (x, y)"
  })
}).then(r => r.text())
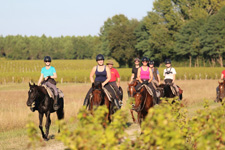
top-left (165, 59), bottom-right (171, 64)
top-left (142, 57), bottom-right (149, 62)
top-left (96, 54), bottom-right (105, 61)
top-left (149, 60), bottom-right (154, 65)
top-left (44, 56), bottom-right (51, 62)
top-left (134, 58), bottom-right (140, 62)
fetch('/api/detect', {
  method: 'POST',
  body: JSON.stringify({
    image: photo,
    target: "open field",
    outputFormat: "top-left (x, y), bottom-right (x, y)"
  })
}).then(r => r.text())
top-left (0, 80), bottom-right (221, 149)
top-left (0, 59), bottom-right (224, 83)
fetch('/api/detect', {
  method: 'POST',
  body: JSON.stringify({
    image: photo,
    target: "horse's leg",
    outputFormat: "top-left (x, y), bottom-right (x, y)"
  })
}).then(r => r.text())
top-left (44, 112), bottom-right (51, 141)
top-left (39, 112), bottom-right (46, 139)
top-left (130, 109), bottom-right (136, 123)
top-left (56, 108), bottom-right (64, 133)
top-left (104, 97), bottom-right (111, 125)
top-left (137, 112), bottom-right (142, 125)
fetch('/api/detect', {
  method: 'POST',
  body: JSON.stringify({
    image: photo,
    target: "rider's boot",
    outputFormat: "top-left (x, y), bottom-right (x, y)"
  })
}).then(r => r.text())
top-left (83, 98), bottom-right (89, 108)
top-left (114, 99), bottom-right (120, 109)
top-left (53, 95), bottom-right (59, 111)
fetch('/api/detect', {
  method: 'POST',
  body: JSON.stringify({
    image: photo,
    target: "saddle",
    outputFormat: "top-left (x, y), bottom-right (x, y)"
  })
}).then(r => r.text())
top-left (137, 84), bottom-right (153, 96)
top-left (42, 85), bottom-right (64, 99)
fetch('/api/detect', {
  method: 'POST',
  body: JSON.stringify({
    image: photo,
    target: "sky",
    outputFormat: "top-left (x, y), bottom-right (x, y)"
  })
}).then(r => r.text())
top-left (0, 0), bottom-right (153, 37)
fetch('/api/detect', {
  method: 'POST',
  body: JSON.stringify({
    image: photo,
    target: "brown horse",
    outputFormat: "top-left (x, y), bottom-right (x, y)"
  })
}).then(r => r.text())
top-left (218, 80), bottom-right (225, 102)
top-left (132, 85), bottom-right (154, 125)
top-left (128, 80), bottom-right (138, 123)
top-left (89, 82), bottom-right (112, 122)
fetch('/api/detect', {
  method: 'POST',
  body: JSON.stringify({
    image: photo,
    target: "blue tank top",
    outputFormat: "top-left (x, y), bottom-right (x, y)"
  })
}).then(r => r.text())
top-left (95, 65), bottom-right (107, 82)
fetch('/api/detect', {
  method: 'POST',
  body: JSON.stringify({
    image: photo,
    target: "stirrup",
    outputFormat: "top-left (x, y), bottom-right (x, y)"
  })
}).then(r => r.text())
top-left (119, 100), bottom-right (123, 106)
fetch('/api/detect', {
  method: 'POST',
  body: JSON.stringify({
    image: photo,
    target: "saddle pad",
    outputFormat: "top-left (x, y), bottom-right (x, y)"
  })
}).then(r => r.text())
top-left (102, 87), bottom-right (112, 102)
top-left (42, 85), bottom-right (64, 98)
top-left (137, 84), bottom-right (153, 96)
top-left (170, 85), bottom-right (177, 95)
top-left (144, 84), bottom-right (153, 96)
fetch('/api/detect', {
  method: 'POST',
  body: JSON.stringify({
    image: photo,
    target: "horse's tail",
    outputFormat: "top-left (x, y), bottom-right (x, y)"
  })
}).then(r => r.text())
top-left (57, 98), bottom-right (64, 120)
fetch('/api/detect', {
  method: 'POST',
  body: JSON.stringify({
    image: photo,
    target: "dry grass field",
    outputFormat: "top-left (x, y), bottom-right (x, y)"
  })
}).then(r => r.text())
top-left (0, 80), bottom-right (221, 149)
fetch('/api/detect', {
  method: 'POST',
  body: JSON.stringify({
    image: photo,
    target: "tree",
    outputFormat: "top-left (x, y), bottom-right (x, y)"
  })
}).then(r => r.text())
top-left (200, 6), bottom-right (225, 67)
top-left (100, 14), bottom-right (139, 67)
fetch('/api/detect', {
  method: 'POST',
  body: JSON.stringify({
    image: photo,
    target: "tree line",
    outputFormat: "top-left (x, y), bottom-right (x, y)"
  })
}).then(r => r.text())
top-left (1, 0), bottom-right (225, 67)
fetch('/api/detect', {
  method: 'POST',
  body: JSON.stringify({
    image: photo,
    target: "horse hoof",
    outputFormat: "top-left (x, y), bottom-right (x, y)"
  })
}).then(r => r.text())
top-left (44, 137), bottom-right (49, 141)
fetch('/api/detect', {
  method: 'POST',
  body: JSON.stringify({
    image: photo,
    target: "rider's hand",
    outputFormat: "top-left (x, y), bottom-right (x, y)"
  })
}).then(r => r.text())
top-left (117, 83), bottom-right (120, 87)
top-left (45, 77), bottom-right (48, 80)
top-left (102, 82), bottom-right (106, 87)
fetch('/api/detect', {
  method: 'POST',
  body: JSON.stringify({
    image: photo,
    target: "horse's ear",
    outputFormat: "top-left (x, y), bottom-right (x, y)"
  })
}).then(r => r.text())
top-left (92, 83), bottom-right (95, 88)
top-left (29, 82), bottom-right (31, 87)
top-left (99, 83), bottom-right (102, 89)
top-left (33, 83), bottom-right (36, 86)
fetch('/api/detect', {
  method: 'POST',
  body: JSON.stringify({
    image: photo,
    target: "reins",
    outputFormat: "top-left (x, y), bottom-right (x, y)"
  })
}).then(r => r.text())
top-left (135, 86), bottom-right (148, 112)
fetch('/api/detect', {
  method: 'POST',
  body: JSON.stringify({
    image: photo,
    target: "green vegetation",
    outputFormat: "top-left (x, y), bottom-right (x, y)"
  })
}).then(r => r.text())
top-left (27, 100), bottom-right (225, 149)
top-left (1, 1), bottom-right (225, 67)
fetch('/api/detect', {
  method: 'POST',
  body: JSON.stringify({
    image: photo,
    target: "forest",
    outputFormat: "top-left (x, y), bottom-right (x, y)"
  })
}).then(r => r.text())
top-left (1, 0), bottom-right (225, 67)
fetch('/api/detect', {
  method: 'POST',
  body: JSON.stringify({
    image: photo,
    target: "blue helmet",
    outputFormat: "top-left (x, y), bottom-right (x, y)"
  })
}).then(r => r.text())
top-left (142, 57), bottom-right (149, 62)
top-left (44, 56), bottom-right (51, 62)
top-left (165, 59), bottom-right (171, 64)
top-left (96, 54), bottom-right (105, 61)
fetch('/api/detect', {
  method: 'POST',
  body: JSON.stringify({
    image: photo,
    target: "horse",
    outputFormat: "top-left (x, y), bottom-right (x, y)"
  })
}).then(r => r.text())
top-left (89, 82), bottom-right (112, 122)
top-left (127, 80), bottom-right (138, 123)
top-left (132, 85), bottom-right (154, 125)
top-left (158, 83), bottom-right (183, 101)
top-left (26, 82), bottom-right (64, 141)
top-left (218, 80), bottom-right (225, 103)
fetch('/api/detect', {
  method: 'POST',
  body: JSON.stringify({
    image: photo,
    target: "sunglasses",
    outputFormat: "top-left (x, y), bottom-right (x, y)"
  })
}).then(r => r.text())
top-left (45, 61), bottom-right (51, 63)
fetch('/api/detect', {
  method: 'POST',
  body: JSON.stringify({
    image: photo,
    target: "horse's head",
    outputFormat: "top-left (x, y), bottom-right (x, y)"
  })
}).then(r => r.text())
top-left (218, 81), bottom-right (225, 101)
top-left (26, 82), bottom-right (39, 107)
top-left (91, 82), bottom-right (104, 107)
top-left (133, 86), bottom-right (146, 110)
top-left (128, 80), bottom-right (138, 97)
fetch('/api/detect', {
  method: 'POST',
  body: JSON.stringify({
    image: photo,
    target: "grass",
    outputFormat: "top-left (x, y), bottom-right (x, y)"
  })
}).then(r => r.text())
top-left (0, 80), bottom-right (222, 149)
top-left (0, 59), bottom-right (224, 83)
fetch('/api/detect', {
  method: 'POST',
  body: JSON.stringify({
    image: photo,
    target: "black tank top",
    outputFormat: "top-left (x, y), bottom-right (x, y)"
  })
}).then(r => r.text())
top-left (95, 65), bottom-right (107, 82)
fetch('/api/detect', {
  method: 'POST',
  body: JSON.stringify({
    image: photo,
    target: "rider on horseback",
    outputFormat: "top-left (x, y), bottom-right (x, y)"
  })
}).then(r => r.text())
top-left (149, 60), bottom-right (161, 86)
top-left (163, 59), bottom-right (179, 95)
top-left (37, 56), bottom-right (59, 111)
top-left (215, 68), bottom-right (225, 102)
top-left (107, 60), bottom-right (123, 106)
top-left (129, 58), bottom-right (140, 83)
top-left (135, 57), bottom-right (158, 104)
top-left (83, 54), bottom-right (121, 109)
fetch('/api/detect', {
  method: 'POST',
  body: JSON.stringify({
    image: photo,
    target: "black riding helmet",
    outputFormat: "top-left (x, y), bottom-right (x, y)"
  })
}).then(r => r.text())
top-left (165, 59), bottom-right (171, 64)
top-left (44, 56), bottom-right (51, 62)
top-left (142, 57), bottom-right (149, 62)
top-left (149, 60), bottom-right (154, 65)
top-left (96, 54), bottom-right (105, 61)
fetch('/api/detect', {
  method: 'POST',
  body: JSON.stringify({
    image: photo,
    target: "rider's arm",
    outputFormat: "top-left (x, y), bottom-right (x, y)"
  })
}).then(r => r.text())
top-left (102, 66), bottom-right (111, 86)
top-left (148, 68), bottom-right (153, 83)
top-left (90, 66), bottom-right (96, 83)
top-left (221, 74), bottom-right (224, 80)
top-left (117, 77), bottom-right (120, 87)
top-left (157, 74), bottom-right (161, 83)
top-left (130, 73), bottom-right (134, 83)
top-left (38, 74), bottom-right (44, 86)
top-left (50, 72), bottom-right (57, 79)
top-left (173, 74), bottom-right (176, 83)
top-left (137, 68), bottom-right (142, 83)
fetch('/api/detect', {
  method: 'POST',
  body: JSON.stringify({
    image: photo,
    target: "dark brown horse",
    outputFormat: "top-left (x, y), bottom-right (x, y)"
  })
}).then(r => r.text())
top-left (26, 83), bottom-right (64, 141)
top-left (89, 82), bottom-right (112, 122)
top-left (218, 80), bottom-right (225, 102)
top-left (128, 80), bottom-right (138, 123)
top-left (132, 85), bottom-right (154, 125)
top-left (158, 83), bottom-right (183, 100)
